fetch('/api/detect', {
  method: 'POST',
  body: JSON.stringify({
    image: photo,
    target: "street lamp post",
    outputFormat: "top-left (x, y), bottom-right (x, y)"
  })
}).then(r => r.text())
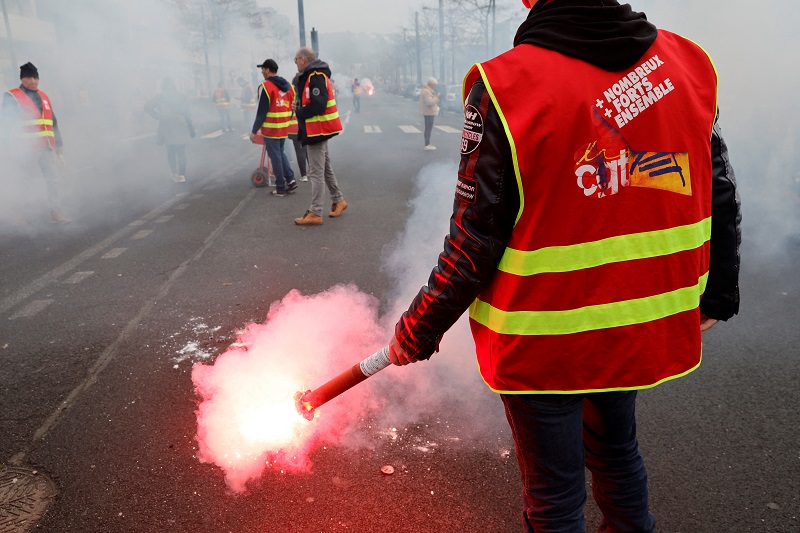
top-left (422, 4), bottom-right (445, 83)
top-left (297, 0), bottom-right (306, 47)
top-left (1, 0), bottom-right (18, 75)
top-left (438, 0), bottom-right (445, 84)
top-left (415, 11), bottom-right (422, 85)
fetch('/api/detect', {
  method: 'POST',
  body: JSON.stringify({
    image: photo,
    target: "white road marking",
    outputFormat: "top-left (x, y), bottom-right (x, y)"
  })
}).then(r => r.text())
top-left (129, 219), bottom-right (146, 227)
top-left (399, 125), bottom-right (421, 133)
top-left (201, 130), bottom-right (225, 139)
top-left (175, 203), bottom-right (190, 210)
top-left (435, 125), bottom-right (460, 133)
top-left (101, 248), bottom-right (127, 259)
top-left (63, 271), bottom-right (94, 284)
top-left (131, 230), bottom-right (153, 240)
top-left (9, 299), bottom-right (53, 320)
top-left (364, 125), bottom-right (382, 133)
top-left (155, 215), bottom-right (174, 224)
top-left (190, 194), bottom-right (204, 200)
top-left (11, 189), bottom-right (259, 466)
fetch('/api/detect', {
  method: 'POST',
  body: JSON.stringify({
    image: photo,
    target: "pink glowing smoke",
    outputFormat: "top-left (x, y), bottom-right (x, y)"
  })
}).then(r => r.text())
top-left (192, 285), bottom-right (388, 492)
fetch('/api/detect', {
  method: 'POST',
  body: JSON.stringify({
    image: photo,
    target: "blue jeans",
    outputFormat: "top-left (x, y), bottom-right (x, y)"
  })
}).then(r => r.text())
top-left (501, 392), bottom-right (656, 533)
top-left (264, 137), bottom-right (295, 193)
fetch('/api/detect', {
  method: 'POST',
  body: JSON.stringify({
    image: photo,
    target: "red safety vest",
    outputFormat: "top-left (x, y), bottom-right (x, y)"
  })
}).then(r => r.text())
top-left (214, 87), bottom-right (230, 109)
top-left (241, 83), bottom-right (257, 111)
top-left (6, 87), bottom-right (56, 150)
top-left (301, 72), bottom-right (342, 138)
top-left (258, 80), bottom-right (294, 139)
top-left (463, 30), bottom-right (718, 394)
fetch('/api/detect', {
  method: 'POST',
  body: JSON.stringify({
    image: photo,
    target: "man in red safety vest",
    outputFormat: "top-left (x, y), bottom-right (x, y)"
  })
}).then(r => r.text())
top-left (248, 59), bottom-right (297, 196)
top-left (1, 62), bottom-right (70, 224)
top-left (291, 47), bottom-right (347, 226)
top-left (387, 1), bottom-right (741, 530)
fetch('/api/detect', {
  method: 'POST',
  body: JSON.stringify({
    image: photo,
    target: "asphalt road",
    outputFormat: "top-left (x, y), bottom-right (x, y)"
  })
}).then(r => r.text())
top-left (1, 91), bottom-right (797, 532)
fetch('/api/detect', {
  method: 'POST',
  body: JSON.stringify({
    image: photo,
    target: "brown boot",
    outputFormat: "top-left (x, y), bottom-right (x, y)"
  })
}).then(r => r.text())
top-left (50, 209), bottom-right (71, 224)
top-left (294, 210), bottom-right (323, 226)
top-left (329, 200), bottom-right (348, 218)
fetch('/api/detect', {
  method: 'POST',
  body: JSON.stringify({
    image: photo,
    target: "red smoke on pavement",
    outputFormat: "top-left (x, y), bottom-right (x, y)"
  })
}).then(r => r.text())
top-left (192, 285), bottom-right (387, 492)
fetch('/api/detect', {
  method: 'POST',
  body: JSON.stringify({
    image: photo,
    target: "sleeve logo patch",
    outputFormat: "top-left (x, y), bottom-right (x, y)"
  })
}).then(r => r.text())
top-left (455, 173), bottom-right (478, 205)
top-left (460, 104), bottom-right (484, 155)
top-left (312, 87), bottom-right (321, 96)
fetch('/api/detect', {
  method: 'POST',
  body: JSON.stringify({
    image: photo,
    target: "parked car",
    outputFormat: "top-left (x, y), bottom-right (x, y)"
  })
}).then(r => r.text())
top-left (443, 84), bottom-right (463, 112)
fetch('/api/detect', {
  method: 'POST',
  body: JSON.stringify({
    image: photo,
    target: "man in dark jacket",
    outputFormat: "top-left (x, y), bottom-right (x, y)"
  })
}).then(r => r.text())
top-left (387, 1), bottom-right (741, 531)
top-left (292, 47), bottom-right (347, 226)
top-left (1, 62), bottom-right (70, 224)
top-left (249, 59), bottom-right (297, 196)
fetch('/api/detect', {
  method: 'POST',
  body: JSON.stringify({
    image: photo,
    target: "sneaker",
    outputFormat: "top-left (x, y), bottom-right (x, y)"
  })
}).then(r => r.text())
top-left (174, 174), bottom-right (186, 183)
top-left (50, 209), bottom-right (71, 224)
top-left (271, 190), bottom-right (286, 197)
top-left (286, 181), bottom-right (298, 193)
top-left (424, 145), bottom-right (437, 151)
top-left (329, 200), bottom-right (348, 218)
top-left (299, 175), bottom-right (309, 182)
top-left (294, 210), bottom-right (323, 225)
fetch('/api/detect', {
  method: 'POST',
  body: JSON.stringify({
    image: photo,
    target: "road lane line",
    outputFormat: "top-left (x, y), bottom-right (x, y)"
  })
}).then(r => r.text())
top-left (435, 125), bottom-right (460, 133)
top-left (131, 230), bottom-right (153, 240)
top-left (63, 271), bottom-right (94, 284)
top-left (10, 188), bottom-right (258, 465)
top-left (0, 169), bottom-right (230, 316)
top-left (399, 125), bottom-right (421, 133)
top-left (101, 248), bottom-right (127, 259)
top-left (9, 299), bottom-right (53, 320)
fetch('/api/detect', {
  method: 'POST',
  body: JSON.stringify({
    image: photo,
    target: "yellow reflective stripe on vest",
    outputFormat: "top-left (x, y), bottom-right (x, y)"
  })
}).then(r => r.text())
top-left (470, 272), bottom-right (708, 336)
top-left (307, 111), bottom-right (340, 123)
top-left (22, 130), bottom-right (55, 138)
top-left (498, 218), bottom-right (711, 276)
top-left (261, 122), bottom-right (291, 128)
top-left (23, 118), bottom-right (54, 126)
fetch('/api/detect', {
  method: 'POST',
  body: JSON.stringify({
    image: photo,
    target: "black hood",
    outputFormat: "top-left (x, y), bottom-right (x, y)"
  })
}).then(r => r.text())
top-left (302, 59), bottom-right (332, 78)
top-left (514, 0), bottom-right (657, 71)
top-left (267, 75), bottom-right (291, 92)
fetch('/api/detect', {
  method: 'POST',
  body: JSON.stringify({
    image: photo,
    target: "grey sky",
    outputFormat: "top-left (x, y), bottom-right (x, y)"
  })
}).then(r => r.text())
top-left (264, 0), bottom-right (526, 35)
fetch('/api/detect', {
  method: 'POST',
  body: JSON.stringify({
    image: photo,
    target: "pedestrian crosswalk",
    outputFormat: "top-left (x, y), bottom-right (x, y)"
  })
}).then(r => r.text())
top-left (364, 125), bottom-right (382, 133)
top-left (398, 125), bottom-right (422, 133)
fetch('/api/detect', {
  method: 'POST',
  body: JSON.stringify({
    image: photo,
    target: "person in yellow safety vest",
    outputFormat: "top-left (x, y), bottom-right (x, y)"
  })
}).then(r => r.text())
top-left (291, 47), bottom-right (347, 226)
top-left (0, 62), bottom-right (70, 224)
top-left (352, 78), bottom-right (361, 113)
top-left (212, 81), bottom-right (233, 132)
top-left (386, 1), bottom-right (741, 531)
top-left (237, 77), bottom-right (257, 131)
top-left (249, 59), bottom-right (297, 196)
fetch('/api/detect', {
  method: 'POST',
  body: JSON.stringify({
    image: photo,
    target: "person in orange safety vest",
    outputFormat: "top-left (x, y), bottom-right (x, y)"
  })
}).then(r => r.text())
top-left (291, 47), bottom-right (347, 226)
top-left (1, 62), bottom-right (70, 224)
top-left (212, 81), bottom-right (233, 132)
top-left (248, 59), bottom-right (297, 196)
top-left (386, 1), bottom-right (741, 531)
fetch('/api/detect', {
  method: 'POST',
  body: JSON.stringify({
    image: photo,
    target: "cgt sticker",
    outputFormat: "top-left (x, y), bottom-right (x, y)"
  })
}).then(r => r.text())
top-left (460, 104), bottom-right (484, 155)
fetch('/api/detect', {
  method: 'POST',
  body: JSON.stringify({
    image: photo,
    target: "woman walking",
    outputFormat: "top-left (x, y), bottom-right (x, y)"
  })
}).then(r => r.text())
top-left (419, 77), bottom-right (440, 151)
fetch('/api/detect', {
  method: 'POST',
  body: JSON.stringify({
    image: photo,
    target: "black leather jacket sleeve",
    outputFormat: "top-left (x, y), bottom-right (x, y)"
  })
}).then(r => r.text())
top-left (394, 81), bottom-right (517, 361)
top-left (701, 119), bottom-right (741, 320)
